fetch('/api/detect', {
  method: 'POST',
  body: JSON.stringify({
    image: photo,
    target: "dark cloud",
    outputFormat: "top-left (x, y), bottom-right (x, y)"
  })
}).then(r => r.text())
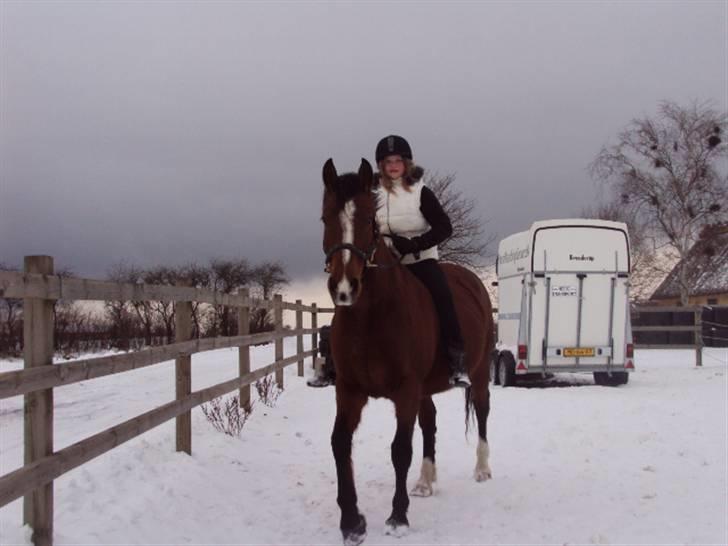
top-left (1, 1), bottom-right (725, 279)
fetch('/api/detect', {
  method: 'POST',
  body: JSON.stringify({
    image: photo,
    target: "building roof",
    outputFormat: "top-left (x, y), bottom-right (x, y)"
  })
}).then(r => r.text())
top-left (651, 224), bottom-right (728, 300)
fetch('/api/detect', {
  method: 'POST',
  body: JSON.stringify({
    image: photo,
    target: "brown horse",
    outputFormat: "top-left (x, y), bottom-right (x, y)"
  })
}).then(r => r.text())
top-left (321, 158), bottom-right (494, 545)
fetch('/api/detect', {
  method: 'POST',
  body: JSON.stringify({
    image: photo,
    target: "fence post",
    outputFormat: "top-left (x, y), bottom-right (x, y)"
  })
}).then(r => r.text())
top-left (296, 299), bottom-right (304, 377)
top-left (238, 289), bottom-right (251, 410)
top-left (23, 255), bottom-right (54, 546)
top-left (274, 294), bottom-right (284, 388)
top-left (695, 307), bottom-right (703, 367)
top-left (311, 303), bottom-right (318, 369)
top-left (175, 300), bottom-right (192, 454)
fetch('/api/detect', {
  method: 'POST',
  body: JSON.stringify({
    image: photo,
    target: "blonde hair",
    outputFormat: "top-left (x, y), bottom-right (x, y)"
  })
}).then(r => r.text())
top-left (377, 158), bottom-right (415, 193)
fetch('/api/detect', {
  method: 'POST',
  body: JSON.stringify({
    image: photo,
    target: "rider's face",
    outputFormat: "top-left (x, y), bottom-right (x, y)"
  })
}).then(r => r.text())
top-left (383, 155), bottom-right (406, 180)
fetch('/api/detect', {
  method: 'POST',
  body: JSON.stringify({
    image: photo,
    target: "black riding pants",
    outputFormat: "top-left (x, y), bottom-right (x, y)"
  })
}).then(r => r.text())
top-left (406, 259), bottom-right (464, 352)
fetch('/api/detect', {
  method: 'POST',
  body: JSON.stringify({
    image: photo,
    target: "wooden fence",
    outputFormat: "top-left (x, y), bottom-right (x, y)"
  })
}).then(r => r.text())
top-left (0, 256), bottom-right (334, 546)
top-left (631, 305), bottom-right (728, 366)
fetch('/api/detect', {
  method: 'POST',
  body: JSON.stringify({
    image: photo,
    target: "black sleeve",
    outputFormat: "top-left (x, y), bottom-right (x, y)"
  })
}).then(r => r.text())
top-left (413, 186), bottom-right (453, 250)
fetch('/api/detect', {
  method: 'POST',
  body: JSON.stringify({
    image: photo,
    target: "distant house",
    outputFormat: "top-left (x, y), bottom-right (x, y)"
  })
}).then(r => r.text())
top-left (650, 224), bottom-right (728, 306)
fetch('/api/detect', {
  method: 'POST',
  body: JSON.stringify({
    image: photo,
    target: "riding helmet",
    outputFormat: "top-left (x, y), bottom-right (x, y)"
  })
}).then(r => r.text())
top-left (375, 135), bottom-right (413, 162)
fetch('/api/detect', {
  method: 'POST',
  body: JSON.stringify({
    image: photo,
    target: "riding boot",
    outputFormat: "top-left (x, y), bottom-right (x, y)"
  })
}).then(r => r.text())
top-left (308, 325), bottom-right (335, 388)
top-left (448, 347), bottom-right (470, 388)
top-left (307, 357), bottom-right (336, 388)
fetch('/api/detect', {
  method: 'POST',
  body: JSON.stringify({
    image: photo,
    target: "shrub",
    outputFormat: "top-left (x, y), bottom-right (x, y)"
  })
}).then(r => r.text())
top-left (255, 375), bottom-right (283, 407)
top-left (201, 395), bottom-right (254, 436)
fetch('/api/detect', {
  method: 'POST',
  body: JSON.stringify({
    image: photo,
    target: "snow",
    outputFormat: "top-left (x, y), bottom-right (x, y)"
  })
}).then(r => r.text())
top-left (1, 344), bottom-right (727, 545)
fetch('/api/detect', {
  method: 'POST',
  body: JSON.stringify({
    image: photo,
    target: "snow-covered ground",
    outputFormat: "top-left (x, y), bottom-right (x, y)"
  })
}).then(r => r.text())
top-left (1, 344), bottom-right (726, 545)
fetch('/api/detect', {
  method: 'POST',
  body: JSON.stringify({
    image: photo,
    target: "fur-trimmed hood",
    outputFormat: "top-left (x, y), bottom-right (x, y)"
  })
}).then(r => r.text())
top-left (374, 165), bottom-right (425, 187)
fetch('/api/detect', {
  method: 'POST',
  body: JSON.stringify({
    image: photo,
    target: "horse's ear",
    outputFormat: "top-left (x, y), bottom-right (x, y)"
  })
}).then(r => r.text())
top-left (358, 158), bottom-right (373, 191)
top-left (323, 159), bottom-right (337, 190)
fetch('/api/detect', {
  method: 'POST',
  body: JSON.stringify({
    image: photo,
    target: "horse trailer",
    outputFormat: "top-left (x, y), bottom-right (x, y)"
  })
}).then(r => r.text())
top-left (493, 219), bottom-right (635, 387)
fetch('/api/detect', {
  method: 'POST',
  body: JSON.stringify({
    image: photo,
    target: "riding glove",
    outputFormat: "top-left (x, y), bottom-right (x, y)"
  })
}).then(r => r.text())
top-left (390, 234), bottom-right (421, 256)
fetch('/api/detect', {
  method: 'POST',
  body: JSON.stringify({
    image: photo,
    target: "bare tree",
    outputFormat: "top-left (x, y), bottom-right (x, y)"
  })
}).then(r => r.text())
top-left (249, 261), bottom-right (289, 333)
top-left (252, 261), bottom-right (289, 300)
top-left (0, 262), bottom-right (22, 355)
top-left (590, 100), bottom-right (727, 304)
top-left (143, 266), bottom-right (180, 343)
top-left (425, 172), bottom-right (495, 270)
top-left (53, 267), bottom-right (88, 356)
top-left (176, 263), bottom-right (210, 338)
top-left (105, 262), bottom-right (144, 349)
top-left (114, 264), bottom-right (158, 345)
top-left (54, 301), bottom-right (94, 358)
top-left (209, 258), bottom-right (254, 336)
top-left (580, 202), bottom-right (678, 302)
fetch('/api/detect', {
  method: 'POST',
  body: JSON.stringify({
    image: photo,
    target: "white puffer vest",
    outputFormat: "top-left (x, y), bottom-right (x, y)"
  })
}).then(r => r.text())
top-left (375, 180), bottom-right (439, 264)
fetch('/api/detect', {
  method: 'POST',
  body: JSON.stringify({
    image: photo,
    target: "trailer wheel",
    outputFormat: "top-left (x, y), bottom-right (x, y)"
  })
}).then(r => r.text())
top-left (498, 355), bottom-right (517, 387)
top-left (594, 372), bottom-right (629, 386)
top-left (491, 354), bottom-right (500, 385)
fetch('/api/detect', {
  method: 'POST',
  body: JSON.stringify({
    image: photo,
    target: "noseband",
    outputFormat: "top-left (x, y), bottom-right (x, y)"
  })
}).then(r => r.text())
top-left (324, 221), bottom-right (379, 273)
top-left (324, 223), bottom-right (400, 273)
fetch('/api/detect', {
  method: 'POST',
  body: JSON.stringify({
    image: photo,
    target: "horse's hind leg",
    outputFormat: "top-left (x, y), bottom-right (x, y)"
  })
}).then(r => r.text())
top-left (331, 389), bottom-right (368, 545)
top-left (385, 389), bottom-right (420, 536)
top-left (411, 396), bottom-right (437, 497)
top-left (471, 369), bottom-right (493, 481)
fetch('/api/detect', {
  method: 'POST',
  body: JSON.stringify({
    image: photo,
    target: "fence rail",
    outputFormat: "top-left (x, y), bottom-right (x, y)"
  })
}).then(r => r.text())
top-left (0, 270), bottom-right (333, 314)
top-left (0, 256), bottom-right (334, 546)
top-left (631, 304), bottom-right (728, 366)
top-left (0, 329), bottom-right (317, 399)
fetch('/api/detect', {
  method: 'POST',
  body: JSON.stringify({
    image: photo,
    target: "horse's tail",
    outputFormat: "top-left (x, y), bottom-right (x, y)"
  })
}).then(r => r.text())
top-left (464, 385), bottom-right (476, 435)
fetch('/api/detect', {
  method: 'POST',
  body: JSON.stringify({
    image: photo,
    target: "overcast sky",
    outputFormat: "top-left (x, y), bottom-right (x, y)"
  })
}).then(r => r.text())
top-left (1, 1), bottom-right (726, 299)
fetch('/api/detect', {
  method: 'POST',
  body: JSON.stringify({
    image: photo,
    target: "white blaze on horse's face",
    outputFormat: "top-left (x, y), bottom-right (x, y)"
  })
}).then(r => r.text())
top-left (340, 201), bottom-right (355, 266)
top-left (333, 201), bottom-right (356, 306)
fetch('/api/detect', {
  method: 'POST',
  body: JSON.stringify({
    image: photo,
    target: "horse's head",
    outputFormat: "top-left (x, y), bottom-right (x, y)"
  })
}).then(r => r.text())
top-left (321, 158), bottom-right (379, 306)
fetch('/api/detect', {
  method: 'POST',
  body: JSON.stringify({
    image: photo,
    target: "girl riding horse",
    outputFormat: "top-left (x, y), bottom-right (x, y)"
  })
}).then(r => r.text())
top-left (309, 134), bottom-right (469, 388)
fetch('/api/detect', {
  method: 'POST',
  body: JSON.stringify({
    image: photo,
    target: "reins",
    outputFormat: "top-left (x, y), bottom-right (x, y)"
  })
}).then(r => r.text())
top-left (324, 227), bottom-right (401, 273)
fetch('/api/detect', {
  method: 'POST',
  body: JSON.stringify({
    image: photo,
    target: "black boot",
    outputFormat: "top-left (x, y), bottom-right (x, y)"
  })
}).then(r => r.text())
top-left (308, 326), bottom-right (336, 388)
top-left (307, 357), bottom-right (336, 387)
top-left (448, 347), bottom-right (470, 388)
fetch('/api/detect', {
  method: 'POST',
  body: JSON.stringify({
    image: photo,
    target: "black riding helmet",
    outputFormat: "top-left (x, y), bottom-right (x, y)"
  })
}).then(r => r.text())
top-left (375, 135), bottom-right (412, 162)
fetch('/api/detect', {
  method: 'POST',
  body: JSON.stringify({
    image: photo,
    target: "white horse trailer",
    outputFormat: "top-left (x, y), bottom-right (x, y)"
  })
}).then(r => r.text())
top-left (493, 219), bottom-right (635, 387)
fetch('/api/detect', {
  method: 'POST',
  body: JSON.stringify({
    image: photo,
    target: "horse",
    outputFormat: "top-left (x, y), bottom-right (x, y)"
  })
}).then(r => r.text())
top-left (321, 158), bottom-right (495, 546)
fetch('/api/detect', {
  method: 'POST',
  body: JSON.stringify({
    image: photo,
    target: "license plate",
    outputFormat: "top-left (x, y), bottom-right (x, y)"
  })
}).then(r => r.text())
top-left (564, 347), bottom-right (595, 357)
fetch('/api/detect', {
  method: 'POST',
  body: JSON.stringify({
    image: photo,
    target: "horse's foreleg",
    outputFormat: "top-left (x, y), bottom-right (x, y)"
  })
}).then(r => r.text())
top-left (331, 390), bottom-right (368, 545)
top-left (472, 376), bottom-right (493, 482)
top-left (385, 393), bottom-right (419, 535)
top-left (411, 396), bottom-right (437, 497)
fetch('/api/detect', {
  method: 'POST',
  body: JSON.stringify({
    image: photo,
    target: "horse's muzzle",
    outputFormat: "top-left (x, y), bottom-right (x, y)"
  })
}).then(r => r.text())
top-left (329, 276), bottom-right (360, 307)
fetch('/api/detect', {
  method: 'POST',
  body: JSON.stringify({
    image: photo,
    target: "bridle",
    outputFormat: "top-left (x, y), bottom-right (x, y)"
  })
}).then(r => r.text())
top-left (324, 242), bottom-right (378, 273)
top-left (324, 220), bottom-right (400, 273)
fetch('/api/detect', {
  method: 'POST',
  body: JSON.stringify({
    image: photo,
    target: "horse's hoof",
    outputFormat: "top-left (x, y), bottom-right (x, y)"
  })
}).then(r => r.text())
top-left (410, 482), bottom-right (433, 497)
top-left (384, 516), bottom-right (409, 538)
top-left (342, 514), bottom-right (367, 546)
top-left (474, 467), bottom-right (492, 482)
